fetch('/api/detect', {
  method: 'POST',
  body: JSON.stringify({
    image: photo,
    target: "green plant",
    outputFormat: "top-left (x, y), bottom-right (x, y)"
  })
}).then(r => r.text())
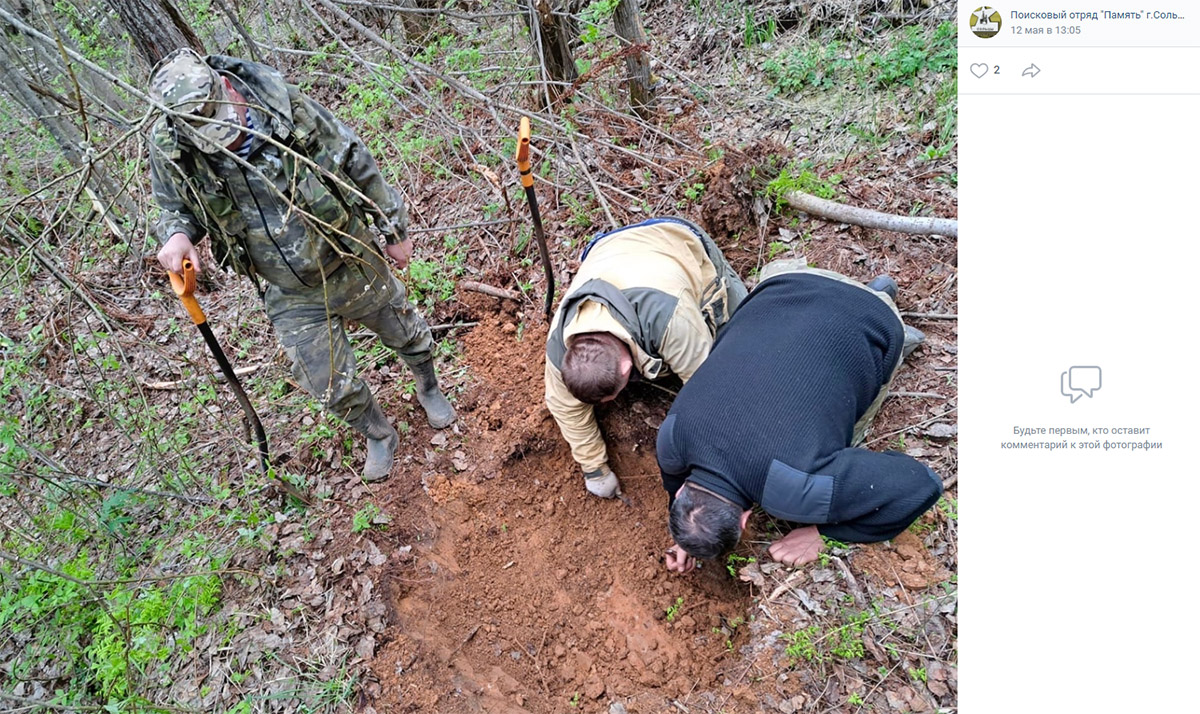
top-left (742, 10), bottom-right (777, 47)
top-left (782, 626), bottom-right (822, 662)
top-left (829, 611), bottom-right (869, 660)
top-left (352, 503), bottom-right (382, 533)
top-left (408, 258), bottom-right (458, 308)
top-left (683, 182), bottom-right (706, 203)
top-left (923, 142), bottom-right (953, 161)
top-left (909, 666), bottom-right (927, 682)
top-left (725, 553), bottom-right (756, 577)
top-left (848, 692), bottom-right (865, 705)
top-left (579, 0), bottom-right (619, 43)
top-left (563, 192), bottom-right (593, 227)
top-left (763, 41), bottom-right (846, 93)
top-left (780, 609), bottom-right (871, 665)
top-left (0, 551), bottom-right (225, 707)
top-left (938, 496), bottom-right (958, 521)
top-left (446, 47), bottom-right (483, 73)
top-left (871, 22), bottom-right (957, 88)
top-left (908, 516), bottom-right (936, 535)
top-left (569, 692), bottom-right (582, 707)
top-left (766, 162), bottom-right (843, 205)
top-left (665, 596), bottom-right (684, 622)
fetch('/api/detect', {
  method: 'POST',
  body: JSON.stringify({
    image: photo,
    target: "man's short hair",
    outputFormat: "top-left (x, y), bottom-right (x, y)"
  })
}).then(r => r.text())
top-left (561, 333), bottom-right (625, 404)
top-left (669, 483), bottom-right (744, 560)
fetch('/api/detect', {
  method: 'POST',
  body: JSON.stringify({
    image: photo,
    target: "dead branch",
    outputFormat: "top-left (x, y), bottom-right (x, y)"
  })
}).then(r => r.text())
top-left (459, 280), bottom-right (521, 301)
top-left (901, 311), bottom-right (958, 320)
top-left (783, 190), bottom-right (958, 238)
top-left (140, 362), bottom-right (267, 390)
top-left (211, 0), bottom-right (262, 61)
top-left (865, 407), bottom-right (958, 447)
top-left (567, 134), bottom-right (617, 230)
top-left (429, 321), bottom-right (479, 332)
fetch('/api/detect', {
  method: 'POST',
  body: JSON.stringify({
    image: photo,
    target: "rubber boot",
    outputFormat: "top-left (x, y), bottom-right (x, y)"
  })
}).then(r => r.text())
top-left (358, 398), bottom-right (399, 483)
top-left (902, 325), bottom-right (926, 360)
top-left (410, 358), bottom-right (457, 429)
top-left (867, 274), bottom-right (899, 301)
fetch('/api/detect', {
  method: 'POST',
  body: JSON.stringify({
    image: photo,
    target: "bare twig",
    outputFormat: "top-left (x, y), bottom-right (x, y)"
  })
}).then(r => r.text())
top-left (447, 624), bottom-right (481, 660)
top-left (865, 407), bottom-right (958, 447)
top-left (409, 218), bottom-right (520, 234)
top-left (901, 312), bottom-right (958, 320)
top-left (430, 321), bottom-right (479, 332)
top-left (140, 362), bottom-right (267, 390)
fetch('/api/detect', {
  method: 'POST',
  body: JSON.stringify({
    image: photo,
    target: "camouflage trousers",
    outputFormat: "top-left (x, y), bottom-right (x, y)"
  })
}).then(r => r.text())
top-left (265, 247), bottom-right (433, 436)
top-left (758, 259), bottom-right (912, 446)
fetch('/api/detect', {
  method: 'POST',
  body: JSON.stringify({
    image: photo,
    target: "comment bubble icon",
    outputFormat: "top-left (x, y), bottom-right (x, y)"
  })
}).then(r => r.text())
top-left (1061, 366), bottom-right (1102, 403)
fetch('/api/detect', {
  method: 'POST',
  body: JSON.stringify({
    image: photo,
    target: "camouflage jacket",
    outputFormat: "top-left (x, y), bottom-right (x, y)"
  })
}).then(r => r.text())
top-left (148, 55), bottom-right (407, 287)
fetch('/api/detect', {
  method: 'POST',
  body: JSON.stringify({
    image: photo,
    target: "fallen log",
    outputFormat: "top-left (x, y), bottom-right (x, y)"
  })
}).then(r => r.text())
top-left (783, 190), bottom-right (958, 238)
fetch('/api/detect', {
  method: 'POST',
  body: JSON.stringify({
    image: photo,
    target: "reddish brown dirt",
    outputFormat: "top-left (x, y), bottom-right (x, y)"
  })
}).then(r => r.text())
top-left (369, 304), bottom-right (751, 713)
top-left (854, 530), bottom-right (952, 592)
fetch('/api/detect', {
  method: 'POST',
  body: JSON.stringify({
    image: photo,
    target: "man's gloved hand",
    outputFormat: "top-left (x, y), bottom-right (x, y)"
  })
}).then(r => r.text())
top-left (582, 465), bottom-right (620, 499)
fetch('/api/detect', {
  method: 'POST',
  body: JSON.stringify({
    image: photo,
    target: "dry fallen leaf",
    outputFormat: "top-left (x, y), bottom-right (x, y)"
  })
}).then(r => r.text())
top-left (737, 562), bottom-right (765, 587)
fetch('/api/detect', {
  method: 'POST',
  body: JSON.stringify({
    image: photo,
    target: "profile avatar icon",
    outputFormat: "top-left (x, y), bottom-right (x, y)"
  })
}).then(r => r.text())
top-left (970, 6), bottom-right (1002, 38)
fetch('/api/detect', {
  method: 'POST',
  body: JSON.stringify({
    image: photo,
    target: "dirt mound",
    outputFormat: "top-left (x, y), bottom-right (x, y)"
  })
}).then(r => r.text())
top-left (854, 530), bottom-right (952, 592)
top-left (698, 139), bottom-right (788, 247)
top-left (369, 310), bottom-right (750, 713)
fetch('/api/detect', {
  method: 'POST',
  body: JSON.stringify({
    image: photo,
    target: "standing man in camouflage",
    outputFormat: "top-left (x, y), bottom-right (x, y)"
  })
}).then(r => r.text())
top-left (147, 48), bottom-right (456, 482)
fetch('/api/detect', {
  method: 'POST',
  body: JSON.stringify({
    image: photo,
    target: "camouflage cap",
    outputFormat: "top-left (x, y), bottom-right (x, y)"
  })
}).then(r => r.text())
top-left (149, 48), bottom-right (241, 153)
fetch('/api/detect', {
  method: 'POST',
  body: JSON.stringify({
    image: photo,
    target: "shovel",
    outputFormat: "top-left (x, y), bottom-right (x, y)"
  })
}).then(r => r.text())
top-left (515, 116), bottom-right (556, 320)
top-left (168, 259), bottom-right (307, 504)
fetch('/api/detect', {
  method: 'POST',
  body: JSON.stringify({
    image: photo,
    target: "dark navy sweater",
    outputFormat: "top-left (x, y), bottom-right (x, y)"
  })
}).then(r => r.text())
top-left (656, 272), bottom-right (942, 542)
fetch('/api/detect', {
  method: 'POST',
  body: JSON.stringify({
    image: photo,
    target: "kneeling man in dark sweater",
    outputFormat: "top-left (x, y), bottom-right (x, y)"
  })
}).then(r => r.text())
top-left (656, 262), bottom-right (943, 572)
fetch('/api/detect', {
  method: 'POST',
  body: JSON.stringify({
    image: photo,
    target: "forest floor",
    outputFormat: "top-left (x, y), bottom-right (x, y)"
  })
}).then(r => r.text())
top-left (1, 2), bottom-right (956, 712)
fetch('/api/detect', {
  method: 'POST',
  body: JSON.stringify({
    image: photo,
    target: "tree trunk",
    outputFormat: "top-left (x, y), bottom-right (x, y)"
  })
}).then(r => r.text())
top-left (613, 0), bottom-right (654, 119)
top-left (524, 0), bottom-right (577, 105)
top-left (398, 0), bottom-right (439, 43)
top-left (104, 0), bottom-right (202, 67)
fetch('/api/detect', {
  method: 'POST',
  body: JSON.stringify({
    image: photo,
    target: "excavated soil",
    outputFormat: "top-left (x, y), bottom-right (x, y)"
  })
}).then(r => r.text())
top-left (367, 300), bottom-right (751, 713)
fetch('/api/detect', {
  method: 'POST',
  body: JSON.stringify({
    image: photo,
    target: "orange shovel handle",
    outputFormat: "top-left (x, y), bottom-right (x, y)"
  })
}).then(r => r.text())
top-left (516, 117), bottom-right (533, 188)
top-left (167, 259), bottom-right (206, 325)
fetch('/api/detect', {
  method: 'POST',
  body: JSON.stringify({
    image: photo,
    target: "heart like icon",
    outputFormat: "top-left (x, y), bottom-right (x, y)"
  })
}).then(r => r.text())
top-left (970, 63), bottom-right (989, 78)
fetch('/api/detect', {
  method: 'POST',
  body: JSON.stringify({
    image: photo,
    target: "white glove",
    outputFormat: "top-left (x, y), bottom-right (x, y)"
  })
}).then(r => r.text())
top-left (582, 465), bottom-right (620, 499)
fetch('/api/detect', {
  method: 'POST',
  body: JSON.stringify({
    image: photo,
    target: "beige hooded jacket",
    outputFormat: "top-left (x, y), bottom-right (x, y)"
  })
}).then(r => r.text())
top-left (544, 218), bottom-right (739, 473)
